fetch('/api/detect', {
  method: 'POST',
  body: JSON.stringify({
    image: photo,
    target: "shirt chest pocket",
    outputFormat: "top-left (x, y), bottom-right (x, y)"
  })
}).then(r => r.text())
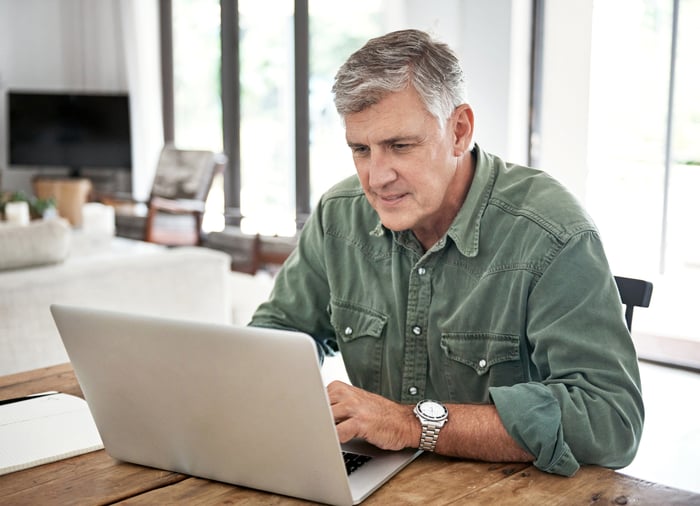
top-left (438, 332), bottom-right (523, 402)
top-left (329, 301), bottom-right (388, 392)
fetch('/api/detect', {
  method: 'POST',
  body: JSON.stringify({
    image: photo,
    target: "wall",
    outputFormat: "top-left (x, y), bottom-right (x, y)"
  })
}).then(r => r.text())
top-left (387, 0), bottom-right (533, 166)
top-left (458, 0), bottom-right (532, 165)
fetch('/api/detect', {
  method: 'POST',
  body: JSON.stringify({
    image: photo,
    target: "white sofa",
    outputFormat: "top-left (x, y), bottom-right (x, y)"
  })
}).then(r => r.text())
top-left (0, 223), bottom-right (355, 387)
top-left (0, 224), bottom-right (277, 376)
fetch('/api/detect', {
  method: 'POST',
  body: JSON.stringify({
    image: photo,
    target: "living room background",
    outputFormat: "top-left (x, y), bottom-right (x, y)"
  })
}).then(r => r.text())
top-left (0, 0), bottom-right (164, 202)
top-left (0, 0), bottom-right (699, 367)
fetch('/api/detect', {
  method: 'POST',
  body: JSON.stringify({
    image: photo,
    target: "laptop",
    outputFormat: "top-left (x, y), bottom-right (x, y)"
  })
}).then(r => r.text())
top-left (50, 305), bottom-right (421, 505)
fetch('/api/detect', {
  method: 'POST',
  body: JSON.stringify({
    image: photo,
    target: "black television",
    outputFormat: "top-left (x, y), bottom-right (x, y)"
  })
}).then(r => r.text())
top-left (7, 91), bottom-right (132, 177)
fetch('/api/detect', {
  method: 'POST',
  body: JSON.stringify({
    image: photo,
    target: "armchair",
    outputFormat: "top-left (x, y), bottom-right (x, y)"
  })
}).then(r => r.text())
top-left (107, 145), bottom-right (227, 246)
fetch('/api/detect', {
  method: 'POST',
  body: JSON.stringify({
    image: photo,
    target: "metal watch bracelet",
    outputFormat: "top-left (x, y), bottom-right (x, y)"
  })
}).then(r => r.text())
top-left (418, 424), bottom-right (442, 452)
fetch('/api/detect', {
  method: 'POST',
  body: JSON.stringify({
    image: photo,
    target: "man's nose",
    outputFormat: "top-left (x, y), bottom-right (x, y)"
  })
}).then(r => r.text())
top-left (368, 150), bottom-right (397, 188)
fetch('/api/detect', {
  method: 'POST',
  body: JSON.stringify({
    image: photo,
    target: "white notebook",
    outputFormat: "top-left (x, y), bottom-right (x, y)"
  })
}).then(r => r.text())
top-left (0, 392), bottom-right (104, 475)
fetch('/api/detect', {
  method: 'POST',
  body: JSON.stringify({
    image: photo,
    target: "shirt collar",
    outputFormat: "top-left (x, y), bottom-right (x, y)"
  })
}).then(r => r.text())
top-left (446, 144), bottom-right (496, 258)
top-left (368, 144), bottom-right (496, 258)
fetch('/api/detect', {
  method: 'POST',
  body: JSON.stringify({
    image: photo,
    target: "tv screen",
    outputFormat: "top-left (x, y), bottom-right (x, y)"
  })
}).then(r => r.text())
top-left (7, 91), bottom-right (132, 176)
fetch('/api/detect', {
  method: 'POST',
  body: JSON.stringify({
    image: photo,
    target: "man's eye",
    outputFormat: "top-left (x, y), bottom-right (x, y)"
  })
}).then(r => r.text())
top-left (351, 146), bottom-right (369, 155)
top-left (393, 143), bottom-right (411, 151)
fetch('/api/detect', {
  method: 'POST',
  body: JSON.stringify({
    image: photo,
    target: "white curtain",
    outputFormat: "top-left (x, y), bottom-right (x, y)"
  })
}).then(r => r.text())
top-left (119, 0), bottom-right (164, 201)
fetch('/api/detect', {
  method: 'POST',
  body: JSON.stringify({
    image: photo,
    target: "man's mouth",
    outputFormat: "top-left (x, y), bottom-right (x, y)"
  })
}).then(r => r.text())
top-left (376, 193), bottom-right (407, 205)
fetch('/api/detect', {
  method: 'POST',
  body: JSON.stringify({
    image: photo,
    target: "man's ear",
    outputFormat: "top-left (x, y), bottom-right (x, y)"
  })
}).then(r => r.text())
top-left (452, 104), bottom-right (474, 156)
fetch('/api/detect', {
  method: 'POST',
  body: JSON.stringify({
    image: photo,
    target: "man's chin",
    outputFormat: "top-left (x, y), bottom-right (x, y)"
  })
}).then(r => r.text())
top-left (371, 202), bottom-right (416, 232)
top-left (377, 216), bottom-right (414, 233)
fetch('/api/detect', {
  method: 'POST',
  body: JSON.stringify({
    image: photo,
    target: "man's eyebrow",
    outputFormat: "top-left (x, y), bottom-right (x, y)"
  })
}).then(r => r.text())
top-left (381, 135), bottom-right (421, 145)
top-left (346, 135), bottom-right (422, 147)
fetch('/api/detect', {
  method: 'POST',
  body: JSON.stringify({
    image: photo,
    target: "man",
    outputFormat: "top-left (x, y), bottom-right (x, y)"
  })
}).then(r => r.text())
top-left (250, 29), bottom-right (643, 477)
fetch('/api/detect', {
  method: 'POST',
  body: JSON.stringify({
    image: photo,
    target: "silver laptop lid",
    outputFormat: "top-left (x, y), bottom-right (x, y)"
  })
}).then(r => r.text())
top-left (51, 304), bottom-right (355, 505)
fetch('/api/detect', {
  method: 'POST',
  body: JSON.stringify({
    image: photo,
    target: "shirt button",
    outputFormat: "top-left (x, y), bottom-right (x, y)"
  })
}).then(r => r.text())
top-left (409, 386), bottom-right (418, 395)
top-left (417, 267), bottom-right (426, 276)
top-left (478, 359), bottom-right (487, 368)
top-left (412, 326), bottom-right (422, 336)
top-left (344, 326), bottom-right (353, 336)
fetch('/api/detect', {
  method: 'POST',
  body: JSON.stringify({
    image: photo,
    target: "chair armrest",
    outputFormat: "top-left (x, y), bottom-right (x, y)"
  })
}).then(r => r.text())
top-left (100, 195), bottom-right (149, 216)
top-left (149, 196), bottom-right (206, 214)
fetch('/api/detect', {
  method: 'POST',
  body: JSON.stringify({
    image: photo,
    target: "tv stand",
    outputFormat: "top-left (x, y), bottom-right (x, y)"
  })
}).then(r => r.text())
top-left (32, 176), bottom-right (93, 226)
top-left (68, 167), bottom-right (83, 179)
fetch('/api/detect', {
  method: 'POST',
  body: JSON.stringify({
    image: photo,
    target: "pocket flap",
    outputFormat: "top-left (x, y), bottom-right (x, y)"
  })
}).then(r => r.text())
top-left (440, 333), bottom-right (520, 375)
top-left (330, 300), bottom-right (387, 342)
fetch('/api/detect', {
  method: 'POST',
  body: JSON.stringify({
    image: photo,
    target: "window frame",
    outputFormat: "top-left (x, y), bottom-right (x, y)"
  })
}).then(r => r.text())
top-left (161, 0), bottom-right (310, 228)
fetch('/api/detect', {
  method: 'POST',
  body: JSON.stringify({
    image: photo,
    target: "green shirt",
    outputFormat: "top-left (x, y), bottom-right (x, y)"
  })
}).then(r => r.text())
top-left (250, 145), bottom-right (644, 477)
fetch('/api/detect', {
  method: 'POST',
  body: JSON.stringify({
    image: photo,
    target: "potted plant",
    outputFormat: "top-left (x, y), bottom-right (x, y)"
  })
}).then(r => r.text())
top-left (0, 191), bottom-right (57, 220)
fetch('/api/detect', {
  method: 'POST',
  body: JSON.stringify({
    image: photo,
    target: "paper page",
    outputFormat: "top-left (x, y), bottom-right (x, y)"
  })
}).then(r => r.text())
top-left (0, 392), bottom-right (104, 475)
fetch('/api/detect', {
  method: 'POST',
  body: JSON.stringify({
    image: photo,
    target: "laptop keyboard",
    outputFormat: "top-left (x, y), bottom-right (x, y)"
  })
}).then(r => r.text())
top-left (343, 451), bottom-right (373, 475)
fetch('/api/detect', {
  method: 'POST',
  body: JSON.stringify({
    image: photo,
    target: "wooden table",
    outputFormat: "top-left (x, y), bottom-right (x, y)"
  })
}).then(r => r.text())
top-left (2, 364), bottom-right (698, 505)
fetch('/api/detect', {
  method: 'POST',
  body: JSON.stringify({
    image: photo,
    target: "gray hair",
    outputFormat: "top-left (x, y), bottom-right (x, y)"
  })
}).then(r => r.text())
top-left (332, 29), bottom-right (466, 127)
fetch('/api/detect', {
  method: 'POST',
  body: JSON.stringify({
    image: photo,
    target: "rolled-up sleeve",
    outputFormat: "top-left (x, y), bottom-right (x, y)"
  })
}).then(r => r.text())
top-left (490, 383), bottom-right (580, 475)
top-left (250, 198), bottom-right (334, 341)
top-left (490, 231), bottom-right (644, 476)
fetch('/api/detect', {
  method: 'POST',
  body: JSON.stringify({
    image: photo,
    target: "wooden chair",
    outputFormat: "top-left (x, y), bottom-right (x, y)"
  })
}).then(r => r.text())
top-left (250, 233), bottom-right (297, 274)
top-left (107, 145), bottom-right (227, 246)
top-left (614, 276), bottom-right (653, 331)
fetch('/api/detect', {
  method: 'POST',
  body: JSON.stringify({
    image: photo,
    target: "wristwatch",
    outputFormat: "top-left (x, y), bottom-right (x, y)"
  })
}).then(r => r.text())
top-left (413, 399), bottom-right (448, 452)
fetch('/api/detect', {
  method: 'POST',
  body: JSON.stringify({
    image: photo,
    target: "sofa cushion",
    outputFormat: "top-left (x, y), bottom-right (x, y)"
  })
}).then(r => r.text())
top-left (0, 245), bottom-right (232, 376)
top-left (229, 270), bottom-right (275, 324)
top-left (0, 219), bottom-right (71, 271)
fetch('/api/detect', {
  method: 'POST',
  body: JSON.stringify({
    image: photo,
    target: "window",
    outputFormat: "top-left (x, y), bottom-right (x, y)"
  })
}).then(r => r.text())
top-left (666, 0), bottom-right (700, 273)
top-left (586, 0), bottom-right (700, 357)
top-left (308, 0), bottom-right (389, 207)
top-left (170, 0), bottom-right (391, 237)
top-left (586, 0), bottom-right (671, 274)
top-left (168, 0), bottom-right (699, 362)
top-left (237, 0), bottom-right (296, 235)
top-left (172, 0), bottom-right (223, 152)
top-left (171, 0), bottom-right (224, 233)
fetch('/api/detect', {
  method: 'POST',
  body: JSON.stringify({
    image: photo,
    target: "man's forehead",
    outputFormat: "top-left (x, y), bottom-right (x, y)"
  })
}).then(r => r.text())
top-left (344, 95), bottom-right (435, 144)
top-left (344, 114), bottom-right (434, 146)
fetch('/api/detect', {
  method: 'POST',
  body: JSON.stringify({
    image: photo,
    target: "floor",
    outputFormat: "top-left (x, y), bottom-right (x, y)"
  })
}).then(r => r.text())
top-left (619, 361), bottom-right (700, 494)
top-left (322, 357), bottom-right (700, 494)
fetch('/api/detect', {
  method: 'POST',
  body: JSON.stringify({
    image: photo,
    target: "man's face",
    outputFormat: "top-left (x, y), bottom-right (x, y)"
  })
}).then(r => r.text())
top-left (344, 87), bottom-right (472, 245)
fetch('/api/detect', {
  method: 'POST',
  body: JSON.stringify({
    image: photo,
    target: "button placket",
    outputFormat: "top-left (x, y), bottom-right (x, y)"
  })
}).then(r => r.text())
top-left (400, 261), bottom-right (433, 403)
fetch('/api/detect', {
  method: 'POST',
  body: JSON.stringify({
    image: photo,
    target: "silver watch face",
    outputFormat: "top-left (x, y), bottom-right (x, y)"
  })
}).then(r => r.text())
top-left (417, 400), bottom-right (448, 422)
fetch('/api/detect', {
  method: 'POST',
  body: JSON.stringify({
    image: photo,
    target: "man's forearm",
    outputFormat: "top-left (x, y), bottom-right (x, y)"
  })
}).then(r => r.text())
top-left (431, 404), bottom-right (534, 462)
top-left (328, 381), bottom-right (533, 463)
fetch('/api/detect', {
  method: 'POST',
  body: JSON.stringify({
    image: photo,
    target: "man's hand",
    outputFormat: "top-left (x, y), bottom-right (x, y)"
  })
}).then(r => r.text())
top-left (326, 380), bottom-right (419, 451)
top-left (326, 381), bottom-right (534, 463)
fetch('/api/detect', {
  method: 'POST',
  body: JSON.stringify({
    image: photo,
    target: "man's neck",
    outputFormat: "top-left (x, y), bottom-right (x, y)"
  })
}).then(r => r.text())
top-left (412, 151), bottom-right (476, 251)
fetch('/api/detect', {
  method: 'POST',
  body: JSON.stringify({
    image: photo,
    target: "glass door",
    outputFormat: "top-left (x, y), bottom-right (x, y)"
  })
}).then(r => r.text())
top-left (586, 0), bottom-right (700, 366)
